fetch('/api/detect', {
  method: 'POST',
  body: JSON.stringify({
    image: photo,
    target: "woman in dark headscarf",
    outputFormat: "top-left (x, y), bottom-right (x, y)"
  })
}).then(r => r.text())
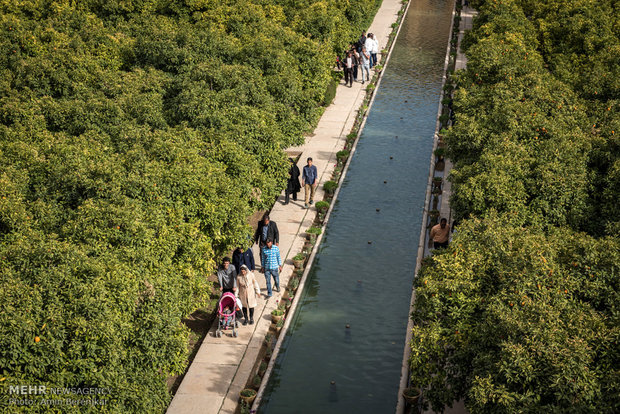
top-left (284, 157), bottom-right (301, 205)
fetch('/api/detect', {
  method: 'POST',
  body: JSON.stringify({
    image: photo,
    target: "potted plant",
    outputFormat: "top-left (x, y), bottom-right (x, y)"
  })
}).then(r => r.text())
top-left (433, 177), bottom-right (443, 191)
top-left (323, 180), bottom-right (338, 196)
top-left (240, 388), bottom-right (257, 405)
top-left (306, 226), bottom-right (322, 243)
top-left (271, 308), bottom-right (284, 324)
top-left (336, 150), bottom-right (350, 164)
top-left (315, 201), bottom-right (329, 214)
top-left (293, 253), bottom-right (305, 269)
top-left (434, 147), bottom-right (445, 161)
top-left (402, 387), bottom-right (420, 405)
top-left (258, 361), bottom-right (267, 376)
top-left (429, 209), bottom-right (440, 219)
top-left (289, 277), bottom-right (300, 292)
top-left (252, 374), bottom-right (262, 389)
top-left (275, 317), bottom-right (284, 334)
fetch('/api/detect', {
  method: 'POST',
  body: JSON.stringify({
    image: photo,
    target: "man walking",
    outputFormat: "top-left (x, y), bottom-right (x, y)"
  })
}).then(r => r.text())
top-left (430, 218), bottom-right (450, 249)
top-left (365, 34), bottom-right (375, 68)
top-left (360, 46), bottom-right (371, 84)
top-left (217, 257), bottom-right (237, 294)
top-left (260, 239), bottom-right (282, 298)
top-left (302, 157), bottom-right (318, 209)
top-left (369, 34), bottom-right (378, 68)
top-left (254, 214), bottom-right (279, 262)
top-left (344, 50), bottom-right (354, 87)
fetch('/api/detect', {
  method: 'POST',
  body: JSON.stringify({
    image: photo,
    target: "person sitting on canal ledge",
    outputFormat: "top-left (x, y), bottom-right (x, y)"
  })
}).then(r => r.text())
top-left (430, 218), bottom-right (450, 249)
top-left (302, 157), bottom-right (318, 209)
top-left (261, 239), bottom-right (282, 298)
top-left (232, 245), bottom-right (255, 272)
top-left (217, 257), bottom-right (237, 294)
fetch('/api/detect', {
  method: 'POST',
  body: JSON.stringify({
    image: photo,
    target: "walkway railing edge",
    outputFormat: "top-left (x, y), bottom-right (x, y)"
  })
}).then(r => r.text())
top-left (395, 0), bottom-right (458, 412)
top-left (251, 0), bottom-right (414, 411)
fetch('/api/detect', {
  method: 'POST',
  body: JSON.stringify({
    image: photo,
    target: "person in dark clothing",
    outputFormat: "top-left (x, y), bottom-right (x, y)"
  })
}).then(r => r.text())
top-left (357, 31), bottom-right (367, 53)
top-left (254, 214), bottom-right (279, 265)
top-left (285, 158), bottom-right (301, 204)
top-left (232, 246), bottom-right (255, 272)
top-left (217, 257), bottom-right (237, 294)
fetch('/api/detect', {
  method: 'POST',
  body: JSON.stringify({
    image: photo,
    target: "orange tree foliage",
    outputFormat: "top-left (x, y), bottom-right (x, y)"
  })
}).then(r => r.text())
top-left (411, 0), bottom-right (619, 411)
top-left (0, 0), bottom-right (381, 411)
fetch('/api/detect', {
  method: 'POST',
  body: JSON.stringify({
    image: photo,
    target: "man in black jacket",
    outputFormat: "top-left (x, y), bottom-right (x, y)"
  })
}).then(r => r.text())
top-left (254, 214), bottom-right (279, 266)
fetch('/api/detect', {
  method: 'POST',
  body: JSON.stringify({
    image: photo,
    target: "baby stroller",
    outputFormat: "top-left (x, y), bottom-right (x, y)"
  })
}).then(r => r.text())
top-left (216, 292), bottom-right (240, 338)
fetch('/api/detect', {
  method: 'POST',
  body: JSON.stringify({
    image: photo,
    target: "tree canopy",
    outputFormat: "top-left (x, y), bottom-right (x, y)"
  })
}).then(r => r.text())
top-left (0, 0), bottom-right (381, 411)
top-left (411, 0), bottom-right (620, 412)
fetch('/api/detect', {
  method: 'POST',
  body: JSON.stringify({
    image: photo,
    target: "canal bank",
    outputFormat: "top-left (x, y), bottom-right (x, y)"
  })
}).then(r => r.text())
top-left (258, 0), bottom-right (456, 413)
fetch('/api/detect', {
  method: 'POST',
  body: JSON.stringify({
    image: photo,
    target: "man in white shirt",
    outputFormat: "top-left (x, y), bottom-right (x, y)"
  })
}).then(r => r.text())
top-left (368, 34), bottom-right (379, 68)
top-left (364, 34), bottom-right (375, 68)
top-left (345, 50), bottom-right (354, 87)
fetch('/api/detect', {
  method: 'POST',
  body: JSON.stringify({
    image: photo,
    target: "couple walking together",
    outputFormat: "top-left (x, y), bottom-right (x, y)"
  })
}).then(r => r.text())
top-left (285, 157), bottom-right (318, 209)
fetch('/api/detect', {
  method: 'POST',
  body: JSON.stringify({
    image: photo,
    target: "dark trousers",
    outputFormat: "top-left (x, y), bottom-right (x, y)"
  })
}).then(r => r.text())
top-left (352, 64), bottom-right (358, 80)
top-left (344, 67), bottom-right (353, 86)
top-left (371, 53), bottom-right (377, 68)
top-left (242, 307), bottom-right (254, 321)
top-left (284, 188), bottom-right (297, 204)
top-left (433, 241), bottom-right (449, 249)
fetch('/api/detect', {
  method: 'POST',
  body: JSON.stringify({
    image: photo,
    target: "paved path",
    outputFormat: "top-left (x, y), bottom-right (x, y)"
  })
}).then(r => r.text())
top-left (420, 5), bottom-right (476, 414)
top-left (167, 1), bottom-right (404, 413)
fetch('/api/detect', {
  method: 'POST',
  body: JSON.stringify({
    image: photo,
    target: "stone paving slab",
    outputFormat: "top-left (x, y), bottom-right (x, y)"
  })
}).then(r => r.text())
top-left (168, 0), bottom-right (405, 413)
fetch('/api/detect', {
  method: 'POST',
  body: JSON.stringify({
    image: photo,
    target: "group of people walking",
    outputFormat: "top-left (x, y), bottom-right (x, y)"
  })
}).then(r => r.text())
top-left (215, 29), bottom-right (382, 330)
top-left (216, 214), bottom-right (284, 326)
top-left (339, 31), bottom-right (379, 87)
top-left (285, 156), bottom-right (318, 209)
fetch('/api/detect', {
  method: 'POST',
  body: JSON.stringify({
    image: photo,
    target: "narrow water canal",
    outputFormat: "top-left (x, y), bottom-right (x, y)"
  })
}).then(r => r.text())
top-left (260, 1), bottom-right (454, 412)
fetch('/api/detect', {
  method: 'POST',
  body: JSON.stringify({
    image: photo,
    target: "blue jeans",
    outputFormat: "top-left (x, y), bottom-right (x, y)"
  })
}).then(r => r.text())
top-left (264, 268), bottom-right (280, 296)
top-left (371, 53), bottom-right (377, 68)
top-left (361, 64), bottom-right (370, 82)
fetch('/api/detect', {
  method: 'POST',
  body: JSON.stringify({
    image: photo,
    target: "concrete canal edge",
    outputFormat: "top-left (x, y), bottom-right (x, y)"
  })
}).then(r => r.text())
top-left (395, 0), bottom-right (458, 412)
top-left (251, 0), bottom-right (414, 411)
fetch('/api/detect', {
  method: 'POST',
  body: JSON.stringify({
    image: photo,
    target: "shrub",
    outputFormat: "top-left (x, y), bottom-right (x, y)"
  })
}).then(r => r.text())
top-left (293, 253), bottom-right (306, 261)
top-left (306, 226), bottom-right (322, 235)
top-left (315, 201), bottom-right (330, 212)
top-left (240, 389), bottom-right (256, 398)
top-left (324, 180), bottom-right (338, 194)
top-left (323, 77), bottom-right (339, 107)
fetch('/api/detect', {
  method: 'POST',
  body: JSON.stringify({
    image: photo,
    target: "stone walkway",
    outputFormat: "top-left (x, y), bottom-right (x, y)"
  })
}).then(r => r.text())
top-left (166, 1), bottom-right (404, 413)
top-left (419, 5), bottom-right (476, 414)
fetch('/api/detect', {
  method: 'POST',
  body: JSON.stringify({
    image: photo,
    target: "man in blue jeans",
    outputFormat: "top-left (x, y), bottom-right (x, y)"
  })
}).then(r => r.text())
top-left (260, 239), bottom-right (282, 298)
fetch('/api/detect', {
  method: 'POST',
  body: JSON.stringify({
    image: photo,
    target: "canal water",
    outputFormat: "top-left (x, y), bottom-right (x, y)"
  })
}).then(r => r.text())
top-left (259, 1), bottom-right (454, 412)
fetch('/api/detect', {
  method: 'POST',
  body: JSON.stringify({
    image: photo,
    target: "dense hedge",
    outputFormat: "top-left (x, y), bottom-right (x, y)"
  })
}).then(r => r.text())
top-left (411, 0), bottom-right (619, 412)
top-left (0, 0), bottom-right (381, 412)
